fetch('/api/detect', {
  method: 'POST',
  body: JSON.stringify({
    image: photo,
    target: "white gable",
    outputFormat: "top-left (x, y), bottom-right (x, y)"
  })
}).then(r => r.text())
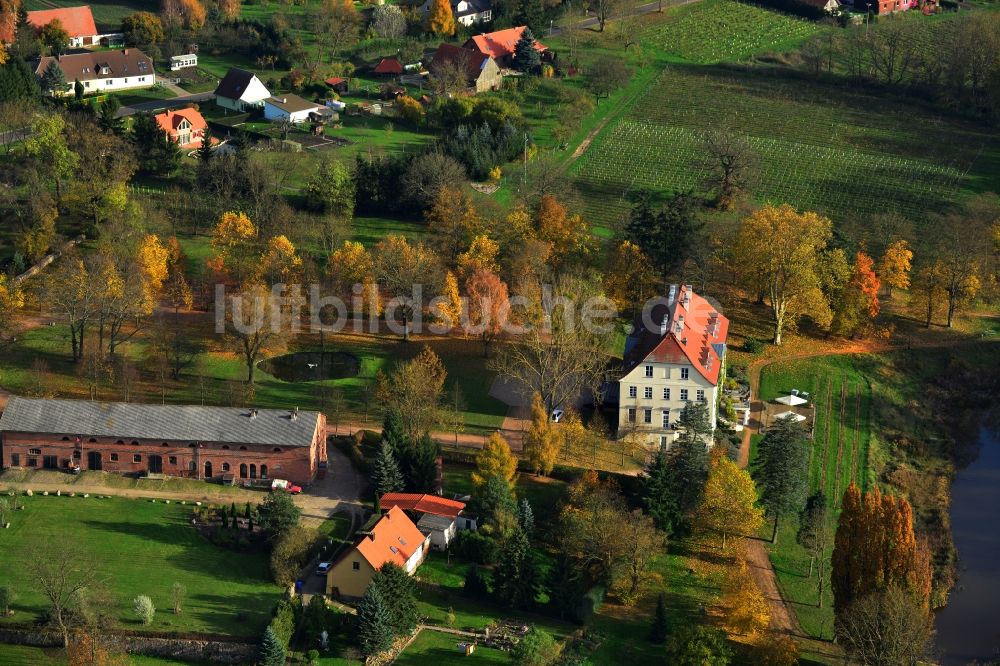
top-left (239, 76), bottom-right (271, 103)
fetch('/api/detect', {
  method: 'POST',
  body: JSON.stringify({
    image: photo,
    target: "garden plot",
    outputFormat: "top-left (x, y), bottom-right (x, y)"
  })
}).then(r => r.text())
top-left (641, 0), bottom-right (819, 64)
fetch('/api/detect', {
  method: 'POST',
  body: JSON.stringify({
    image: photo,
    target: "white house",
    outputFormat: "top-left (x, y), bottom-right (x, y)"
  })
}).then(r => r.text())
top-left (420, 0), bottom-right (492, 26)
top-left (34, 49), bottom-right (154, 95)
top-left (263, 94), bottom-right (328, 123)
top-left (617, 285), bottom-right (729, 449)
top-left (169, 54), bottom-right (198, 71)
top-left (213, 68), bottom-right (270, 112)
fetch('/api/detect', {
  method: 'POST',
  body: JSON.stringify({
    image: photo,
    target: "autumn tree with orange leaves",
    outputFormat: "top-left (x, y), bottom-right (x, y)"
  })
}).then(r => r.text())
top-left (464, 268), bottom-right (510, 357)
top-left (831, 483), bottom-right (933, 630)
top-left (162, 0), bottom-right (205, 30)
top-left (832, 251), bottom-right (880, 338)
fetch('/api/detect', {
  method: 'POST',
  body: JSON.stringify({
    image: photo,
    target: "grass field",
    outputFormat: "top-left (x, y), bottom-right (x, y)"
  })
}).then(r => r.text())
top-left (23, 0), bottom-right (147, 31)
top-left (571, 64), bottom-right (999, 228)
top-left (394, 630), bottom-right (509, 666)
top-left (0, 495), bottom-right (280, 637)
top-left (0, 645), bottom-right (208, 665)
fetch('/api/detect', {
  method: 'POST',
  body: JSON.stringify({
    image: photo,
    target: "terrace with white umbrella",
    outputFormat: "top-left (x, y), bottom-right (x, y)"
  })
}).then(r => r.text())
top-left (762, 389), bottom-right (815, 436)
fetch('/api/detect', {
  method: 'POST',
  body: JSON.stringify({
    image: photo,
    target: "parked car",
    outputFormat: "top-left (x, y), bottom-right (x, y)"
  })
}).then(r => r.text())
top-left (551, 408), bottom-right (564, 423)
top-left (271, 479), bottom-right (302, 495)
top-left (316, 562), bottom-right (332, 576)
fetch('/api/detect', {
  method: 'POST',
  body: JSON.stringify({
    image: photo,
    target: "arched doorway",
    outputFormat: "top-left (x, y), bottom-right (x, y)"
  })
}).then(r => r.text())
top-left (249, 464), bottom-right (257, 479)
top-left (260, 464), bottom-right (268, 479)
top-left (148, 455), bottom-right (163, 474)
top-left (240, 463), bottom-right (248, 478)
top-left (87, 451), bottom-right (102, 471)
top-left (204, 461), bottom-right (213, 479)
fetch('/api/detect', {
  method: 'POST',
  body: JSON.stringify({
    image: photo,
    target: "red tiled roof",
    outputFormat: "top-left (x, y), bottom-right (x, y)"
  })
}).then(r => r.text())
top-left (373, 57), bottom-right (402, 75)
top-left (27, 6), bottom-right (98, 38)
top-left (154, 108), bottom-right (207, 135)
top-left (465, 26), bottom-right (546, 60)
top-left (623, 285), bottom-right (729, 385)
top-left (324, 76), bottom-right (347, 86)
top-left (380, 493), bottom-right (465, 518)
top-left (352, 506), bottom-right (428, 570)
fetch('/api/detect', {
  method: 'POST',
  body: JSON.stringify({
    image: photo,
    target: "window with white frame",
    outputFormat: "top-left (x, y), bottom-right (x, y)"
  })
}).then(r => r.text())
top-left (643, 408), bottom-right (652, 424)
top-left (680, 389), bottom-right (689, 401)
top-left (644, 386), bottom-right (653, 399)
top-left (645, 365), bottom-right (653, 377)
top-left (662, 387), bottom-right (670, 400)
top-left (697, 389), bottom-right (706, 402)
top-left (628, 385), bottom-right (637, 398)
top-left (681, 368), bottom-right (689, 380)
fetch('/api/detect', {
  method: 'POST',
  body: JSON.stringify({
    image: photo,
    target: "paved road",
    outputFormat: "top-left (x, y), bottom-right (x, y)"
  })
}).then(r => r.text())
top-left (114, 91), bottom-right (216, 118)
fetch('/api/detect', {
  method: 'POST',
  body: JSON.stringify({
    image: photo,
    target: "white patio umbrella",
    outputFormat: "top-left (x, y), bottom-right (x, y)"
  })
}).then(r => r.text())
top-left (775, 395), bottom-right (807, 406)
top-left (773, 411), bottom-right (807, 423)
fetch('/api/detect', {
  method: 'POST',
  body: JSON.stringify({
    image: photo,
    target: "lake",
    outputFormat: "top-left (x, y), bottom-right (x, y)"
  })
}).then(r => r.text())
top-left (935, 425), bottom-right (1000, 665)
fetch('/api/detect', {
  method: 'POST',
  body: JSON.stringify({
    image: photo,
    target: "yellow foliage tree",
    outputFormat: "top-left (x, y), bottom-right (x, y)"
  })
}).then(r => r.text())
top-left (457, 234), bottom-right (500, 280)
top-left (524, 392), bottom-right (561, 475)
top-left (603, 240), bottom-right (659, 313)
top-left (211, 211), bottom-right (257, 282)
top-left (261, 234), bottom-right (302, 284)
top-left (721, 560), bottom-right (771, 637)
top-left (534, 195), bottom-right (593, 271)
top-left (440, 270), bottom-right (462, 330)
top-left (695, 456), bottom-right (764, 550)
top-left (427, 0), bottom-right (455, 36)
top-left (329, 240), bottom-right (373, 290)
top-left (733, 204), bottom-right (834, 345)
top-left (878, 239), bottom-right (913, 296)
top-left (135, 234), bottom-right (169, 311)
top-left (472, 432), bottom-right (518, 491)
top-left (426, 186), bottom-right (482, 264)
top-left (751, 631), bottom-right (799, 666)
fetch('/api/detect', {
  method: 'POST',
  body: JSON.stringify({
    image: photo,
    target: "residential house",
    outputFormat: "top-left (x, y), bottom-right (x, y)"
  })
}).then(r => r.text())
top-left (380, 492), bottom-right (476, 550)
top-left (429, 43), bottom-right (502, 93)
top-left (34, 48), bottom-right (154, 94)
top-left (616, 285), bottom-right (729, 449)
top-left (325, 506), bottom-right (431, 599)
top-left (154, 107), bottom-right (208, 149)
top-left (419, 0), bottom-right (492, 26)
top-left (0, 397), bottom-right (327, 484)
top-left (26, 6), bottom-right (122, 48)
top-left (169, 54), bottom-right (198, 71)
top-left (263, 94), bottom-right (329, 123)
top-left (372, 57), bottom-right (403, 77)
top-left (464, 26), bottom-right (547, 68)
top-left (213, 67), bottom-right (271, 112)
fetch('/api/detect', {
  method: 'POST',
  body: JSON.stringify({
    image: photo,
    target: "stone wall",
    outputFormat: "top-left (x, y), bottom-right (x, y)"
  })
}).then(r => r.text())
top-left (0, 627), bottom-right (257, 664)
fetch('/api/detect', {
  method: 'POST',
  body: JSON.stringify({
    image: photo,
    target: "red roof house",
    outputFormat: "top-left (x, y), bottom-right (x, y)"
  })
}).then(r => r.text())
top-left (154, 107), bottom-right (208, 149)
top-left (464, 26), bottom-right (547, 66)
top-left (380, 493), bottom-right (466, 518)
top-left (26, 6), bottom-right (104, 47)
top-left (324, 505), bottom-right (431, 598)
top-left (372, 57), bottom-right (403, 76)
top-left (324, 76), bottom-right (349, 93)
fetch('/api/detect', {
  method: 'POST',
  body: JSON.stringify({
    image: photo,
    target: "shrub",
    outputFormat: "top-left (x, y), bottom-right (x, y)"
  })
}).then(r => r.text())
top-left (396, 95), bottom-right (425, 126)
top-left (452, 530), bottom-right (498, 564)
top-left (512, 626), bottom-right (562, 666)
top-left (259, 626), bottom-right (287, 666)
top-left (743, 336), bottom-right (764, 354)
top-left (133, 595), bottom-right (155, 625)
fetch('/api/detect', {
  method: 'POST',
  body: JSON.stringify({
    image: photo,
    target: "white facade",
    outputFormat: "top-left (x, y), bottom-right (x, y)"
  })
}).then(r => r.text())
top-left (403, 536), bottom-right (430, 574)
top-left (618, 362), bottom-right (719, 449)
top-left (170, 54), bottom-right (198, 71)
top-left (419, 0), bottom-right (491, 26)
top-left (263, 97), bottom-right (325, 123)
top-left (216, 75), bottom-right (270, 112)
top-left (75, 72), bottom-right (155, 94)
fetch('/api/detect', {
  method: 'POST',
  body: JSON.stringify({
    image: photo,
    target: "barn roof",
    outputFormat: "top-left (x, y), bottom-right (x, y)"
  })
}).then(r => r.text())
top-left (0, 397), bottom-right (321, 448)
top-left (27, 6), bottom-right (98, 38)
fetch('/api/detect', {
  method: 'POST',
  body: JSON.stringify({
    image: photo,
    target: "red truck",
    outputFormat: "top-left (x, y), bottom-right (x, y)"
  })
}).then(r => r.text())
top-left (270, 479), bottom-right (302, 495)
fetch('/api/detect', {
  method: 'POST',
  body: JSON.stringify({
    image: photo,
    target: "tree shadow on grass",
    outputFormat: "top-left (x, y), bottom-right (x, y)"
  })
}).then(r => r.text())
top-left (185, 590), bottom-right (279, 637)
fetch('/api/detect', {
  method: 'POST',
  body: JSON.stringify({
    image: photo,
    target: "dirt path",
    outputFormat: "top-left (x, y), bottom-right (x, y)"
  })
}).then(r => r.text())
top-left (745, 538), bottom-right (801, 634)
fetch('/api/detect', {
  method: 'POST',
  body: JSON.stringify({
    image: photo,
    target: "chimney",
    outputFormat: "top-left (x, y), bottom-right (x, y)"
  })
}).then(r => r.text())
top-left (291, 407), bottom-right (299, 421)
top-left (249, 409), bottom-right (258, 419)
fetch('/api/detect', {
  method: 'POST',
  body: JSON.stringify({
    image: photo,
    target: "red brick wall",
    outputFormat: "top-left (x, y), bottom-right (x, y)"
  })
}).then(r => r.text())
top-left (1, 413), bottom-right (326, 485)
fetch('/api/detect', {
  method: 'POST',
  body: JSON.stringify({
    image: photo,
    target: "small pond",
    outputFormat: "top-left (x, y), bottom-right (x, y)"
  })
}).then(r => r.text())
top-left (258, 351), bottom-right (360, 382)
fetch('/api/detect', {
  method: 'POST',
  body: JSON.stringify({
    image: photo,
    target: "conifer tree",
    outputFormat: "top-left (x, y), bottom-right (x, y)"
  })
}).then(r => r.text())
top-left (258, 626), bottom-right (287, 666)
top-left (463, 564), bottom-right (489, 598)
top-left (356, 584), bottom-right (394, 657)
top-left (545, 556), bottom-right (580, 619)
top-left (372, 562), bottom-right (419, 636)
top-left (650, 593), bottom-right (668, 644)
top-left (381, 408), bottom-right (408, 454)
top-left (197, 128), bottom-right (213, 163)
top-left (513, 27), bottom-right (542, 73)
top-left (751, 416), bottom-right (809, 543)
top-left (491, 526), bottom-right (538, 609)
top-left (518, 498), bottom-right (535, 537)
top-left (40, 60), bottom-right (66, 95)
top-left (371, 440), bottom-right (405, 500)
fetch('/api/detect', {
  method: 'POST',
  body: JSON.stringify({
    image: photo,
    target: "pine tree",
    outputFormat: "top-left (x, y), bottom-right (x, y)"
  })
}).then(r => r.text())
top-left (545, 556), bottom-right (580, 619)
top-left (751, 416), bottom-right (810, 543)
top-left (512, 27), bottom-right (542, 73)
top-left (463, 564), bottom-right (489, 598)
top-left (197, 128), bottom-right (213, 163)
top-left (230, 502), bottom-right (238, 529)
top-left (371, 440), bottom-right (405, 500)
top-left (130, 111), bottom-right (180, 175)
top-left (518, 498), bottom-right (535, 537)
top-left (97, 96), bottom-right (122, 132)
top-left (491, 527), bottom-right (538, 609)
top-left (258, 626), bottom-right (287, 666)
top-left (73, 78), bottom-right (83, 99)
top-left (642, 435), bottom-right (708, 536)
top-left (381, 408), bottom-right (408, 455)
top-left (402, 433), bottom-right (440, 494)
top-left (650, 593), bottom-right (668, 644)
top-left (220, 506), bottom-right (228, 529)
top-left (372, 562), bottom-right (419, 636)
top-left (356, 584), bottom-right (394, 657)
top-left (40, 60), bottom-right (66, 95)
top-left (514, 0), bottom-right (545, 33)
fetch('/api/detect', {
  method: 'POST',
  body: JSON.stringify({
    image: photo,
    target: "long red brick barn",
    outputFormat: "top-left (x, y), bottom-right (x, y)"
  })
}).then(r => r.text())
top-left (0, 397), bottom-right (326, 485)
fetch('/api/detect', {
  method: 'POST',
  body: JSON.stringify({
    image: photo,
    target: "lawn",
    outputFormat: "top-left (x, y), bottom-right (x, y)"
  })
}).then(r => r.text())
top-left (22, 0), bottom-right (148, 31)
top-left (394, 629), bottom-right (510, 666)
top-left (0, 495), bottom-right (280, 637)
top-left (0, 645), bottom-right (210, 665)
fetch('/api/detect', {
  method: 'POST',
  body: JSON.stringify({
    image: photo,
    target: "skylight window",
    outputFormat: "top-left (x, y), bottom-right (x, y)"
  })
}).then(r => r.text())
top-left (390, 546), bottom-right (399, 554)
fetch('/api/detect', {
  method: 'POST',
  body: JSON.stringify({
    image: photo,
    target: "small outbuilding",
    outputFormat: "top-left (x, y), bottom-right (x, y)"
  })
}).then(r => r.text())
top-left (324, 76), bottom-right (349, 94)
top-left (372, 57), bottom-right (403, 77)
top-left (263, 94), bottom-right (327, 123)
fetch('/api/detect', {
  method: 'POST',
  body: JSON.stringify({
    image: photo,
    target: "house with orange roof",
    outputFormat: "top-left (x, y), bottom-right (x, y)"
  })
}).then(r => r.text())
top-left (26, 6), bottom-right (122, 49)
top-left (154, 108), bottom-right (208, 149)
top-left (463, 26), bottom-right (547, 68)
top-left (325, 505), bottom-right (431, 599)
top-left (380, 493), bottom-right (477, 550)
top-left (617, 284), bottom-right (729, 448)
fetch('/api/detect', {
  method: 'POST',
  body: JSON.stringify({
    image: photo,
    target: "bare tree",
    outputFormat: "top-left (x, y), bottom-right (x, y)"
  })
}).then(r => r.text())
top-left (696, 129), bottom-right (758, 211)
top-left (868, 22), bottom-right (918, 86)
top-left (836, 587), bottom-right (933, 666)
top-left (30, 546), bottom-right (100, 647)
top-left (429, 50), bottom-right (472, 95)
top-left (225, 281), bottom-right (290, 384)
